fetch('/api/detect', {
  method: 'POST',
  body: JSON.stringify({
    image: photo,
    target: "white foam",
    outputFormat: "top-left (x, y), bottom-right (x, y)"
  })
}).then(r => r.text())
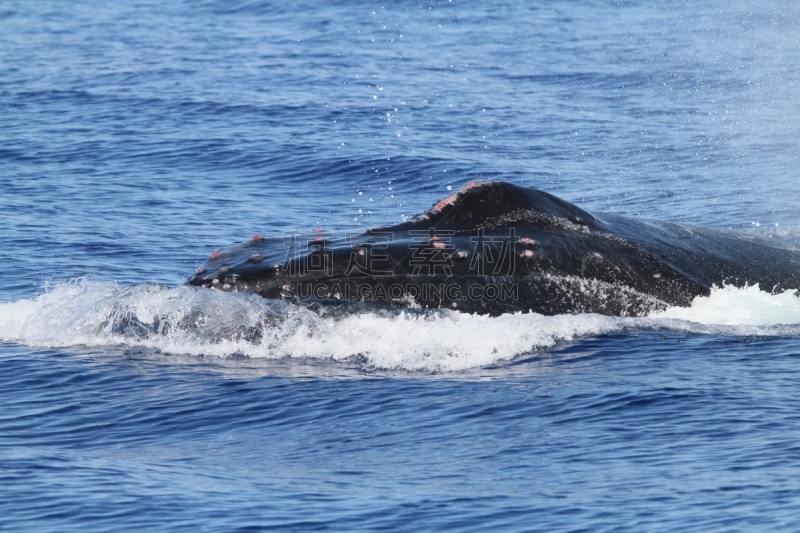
top-left (1, 280), bottom-right (799, 372)
top-left (650, 284), bottom-right (800, 326)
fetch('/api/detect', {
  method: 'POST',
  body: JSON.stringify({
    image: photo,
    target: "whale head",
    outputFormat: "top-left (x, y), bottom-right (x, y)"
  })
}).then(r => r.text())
top-left (186, 181), bottom-right (673, 316)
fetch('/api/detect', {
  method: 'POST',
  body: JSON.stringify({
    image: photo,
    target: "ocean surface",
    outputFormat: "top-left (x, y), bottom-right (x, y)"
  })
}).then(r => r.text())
top-left (2, 0), bottom-right (800, 530)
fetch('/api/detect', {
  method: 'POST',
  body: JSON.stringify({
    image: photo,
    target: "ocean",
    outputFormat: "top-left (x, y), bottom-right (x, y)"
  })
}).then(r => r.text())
top-left (2, 0), bottom-right (800, 530)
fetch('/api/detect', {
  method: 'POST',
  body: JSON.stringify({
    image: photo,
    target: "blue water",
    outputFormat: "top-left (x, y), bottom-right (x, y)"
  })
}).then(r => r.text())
top-left (3, 0), bottom-right (800, 530)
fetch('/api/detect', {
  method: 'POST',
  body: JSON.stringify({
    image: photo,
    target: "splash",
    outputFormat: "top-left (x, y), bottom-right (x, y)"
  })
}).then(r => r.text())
top-left (650, 284), bottom-right (800, 326)
top-left (1, 280), bottom-right (799, 372)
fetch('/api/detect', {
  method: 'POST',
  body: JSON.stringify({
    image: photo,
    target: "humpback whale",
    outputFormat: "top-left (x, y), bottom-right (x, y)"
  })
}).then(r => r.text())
top-left (187, 181), bottom-right (800, 316)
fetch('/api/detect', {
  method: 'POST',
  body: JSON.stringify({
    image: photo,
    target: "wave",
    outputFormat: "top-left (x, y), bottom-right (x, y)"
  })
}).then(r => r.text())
top-left (1, 279), bottom-right (799, 372)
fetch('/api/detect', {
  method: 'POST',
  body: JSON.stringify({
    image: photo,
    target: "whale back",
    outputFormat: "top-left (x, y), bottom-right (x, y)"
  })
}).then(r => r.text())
top-left (378, 181), bottom-right (604, 232)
